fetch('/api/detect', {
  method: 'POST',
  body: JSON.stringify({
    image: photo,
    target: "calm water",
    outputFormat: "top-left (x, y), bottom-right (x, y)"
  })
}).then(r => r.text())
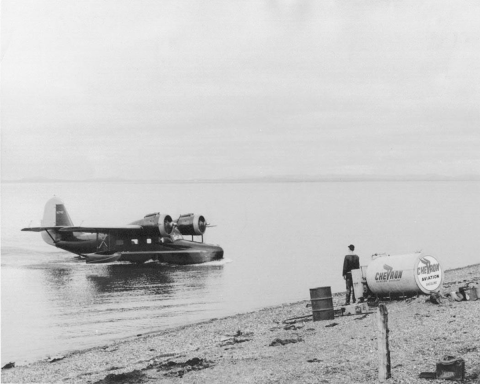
top-left (2, 181), bottom-right (479, 364)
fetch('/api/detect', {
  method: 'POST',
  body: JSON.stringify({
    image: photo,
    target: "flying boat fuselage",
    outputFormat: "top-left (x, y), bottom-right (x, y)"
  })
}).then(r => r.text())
top-left (23, 197), bottom-right (224, 265)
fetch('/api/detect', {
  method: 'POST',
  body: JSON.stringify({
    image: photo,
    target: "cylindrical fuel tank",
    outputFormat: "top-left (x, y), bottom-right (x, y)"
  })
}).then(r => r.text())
top-left (366, 253), bottom-right (443, 296)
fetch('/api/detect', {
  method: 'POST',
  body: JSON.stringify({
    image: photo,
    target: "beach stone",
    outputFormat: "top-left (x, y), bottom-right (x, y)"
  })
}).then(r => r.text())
top-left (1, 362), bottom-right (15, 370)
top-left (93, 370), bottom-right (147, 384)
top-left (269, 337), bottom-right (303, 346)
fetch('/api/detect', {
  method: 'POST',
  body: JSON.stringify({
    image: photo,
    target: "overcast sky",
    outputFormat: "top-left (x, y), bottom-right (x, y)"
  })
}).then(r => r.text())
top-left (2, 0), bottom-right (479, 181)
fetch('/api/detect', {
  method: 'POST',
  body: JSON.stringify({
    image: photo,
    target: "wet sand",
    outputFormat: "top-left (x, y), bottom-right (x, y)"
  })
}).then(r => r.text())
top-left (2, 264), bottom-right (480, 383)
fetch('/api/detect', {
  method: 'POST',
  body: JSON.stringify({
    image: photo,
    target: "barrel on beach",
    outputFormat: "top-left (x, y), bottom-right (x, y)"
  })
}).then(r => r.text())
top-left (310, 286), bottom-right (334, 321)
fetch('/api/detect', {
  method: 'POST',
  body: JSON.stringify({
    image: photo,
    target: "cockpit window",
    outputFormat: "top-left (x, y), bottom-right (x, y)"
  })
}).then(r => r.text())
top-left (170, 228), bottom-right (183, 241)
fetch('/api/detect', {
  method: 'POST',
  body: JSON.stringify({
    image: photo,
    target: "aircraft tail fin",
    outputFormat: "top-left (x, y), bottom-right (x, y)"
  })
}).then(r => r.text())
top-left (41, 196), bottom-right (73, 227)
top-left (39, 197), bottom-right (73, 244)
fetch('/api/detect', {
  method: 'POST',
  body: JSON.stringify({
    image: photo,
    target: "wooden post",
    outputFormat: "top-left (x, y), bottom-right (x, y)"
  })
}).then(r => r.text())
top-left (377, 303), bottom-right (391, 381)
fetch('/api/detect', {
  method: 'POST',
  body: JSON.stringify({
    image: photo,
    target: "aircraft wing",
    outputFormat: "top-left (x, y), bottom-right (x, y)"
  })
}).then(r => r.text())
top-left (23, 225), bottom-right (164, 236)
top-left (21, 226), bottom-right (67, 232)
top-left (59, 225), bottom-right (146, 235)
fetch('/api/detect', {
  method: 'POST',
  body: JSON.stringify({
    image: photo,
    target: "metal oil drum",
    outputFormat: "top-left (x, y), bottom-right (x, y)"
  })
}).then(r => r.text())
top-left (309, 286), bottom-right (334, 321)
top-left (365, 253), bottom-right (443, 297)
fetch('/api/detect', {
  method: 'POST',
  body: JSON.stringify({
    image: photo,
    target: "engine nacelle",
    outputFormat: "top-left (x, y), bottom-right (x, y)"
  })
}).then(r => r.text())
top-left (132, 213), bottom-right (173, 237)
top-left (157, 213), bottom-right (174, 237)
top-left (176, 214), bottom-right (206, 236)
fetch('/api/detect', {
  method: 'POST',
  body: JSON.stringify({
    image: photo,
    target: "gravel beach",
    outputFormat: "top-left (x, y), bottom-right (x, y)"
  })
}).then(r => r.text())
top-left (2, 264), bottom-right (479, 384)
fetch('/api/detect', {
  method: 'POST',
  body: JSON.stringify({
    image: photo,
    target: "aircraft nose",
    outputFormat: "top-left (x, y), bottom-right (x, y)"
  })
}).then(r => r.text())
top-left (214, 246), bottom-right (224, 260)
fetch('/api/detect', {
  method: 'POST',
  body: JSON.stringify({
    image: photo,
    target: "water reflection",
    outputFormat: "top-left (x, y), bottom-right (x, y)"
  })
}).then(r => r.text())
top-left (43, 267), bottom-right (74, 287)
top-left (38, 260), bottom-right (226, 301)
top-left (86, 263), bottom-right (176, 295)
top-left (1, 258), bottom-right (227, 364)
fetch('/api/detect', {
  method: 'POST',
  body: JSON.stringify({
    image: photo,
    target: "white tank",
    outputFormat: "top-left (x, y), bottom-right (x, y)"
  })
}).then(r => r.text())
top-left (365, 253), bottom-right (443, 296)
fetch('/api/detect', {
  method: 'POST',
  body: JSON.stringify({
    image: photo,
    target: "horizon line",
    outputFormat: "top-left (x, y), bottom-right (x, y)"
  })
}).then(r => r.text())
top-left (3, 175), bottom-right (480, 184)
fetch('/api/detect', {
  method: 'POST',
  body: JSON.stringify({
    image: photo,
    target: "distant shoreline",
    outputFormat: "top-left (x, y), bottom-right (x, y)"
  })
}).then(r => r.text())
top-left (3, 176), bottom-right (480, 184)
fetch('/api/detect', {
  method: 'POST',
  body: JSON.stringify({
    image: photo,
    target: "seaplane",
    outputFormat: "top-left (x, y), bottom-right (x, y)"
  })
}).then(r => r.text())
top-left (22, 197), bottom-right (224, 265)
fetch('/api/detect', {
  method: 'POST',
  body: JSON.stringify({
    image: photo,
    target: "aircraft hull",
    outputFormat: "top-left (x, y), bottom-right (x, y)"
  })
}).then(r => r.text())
top-left (56, 239), bottom-right (224, 265)
top-left (118, 240), bottom-right (224, 265)
top-left (157, 246), bottom-right (224, 265)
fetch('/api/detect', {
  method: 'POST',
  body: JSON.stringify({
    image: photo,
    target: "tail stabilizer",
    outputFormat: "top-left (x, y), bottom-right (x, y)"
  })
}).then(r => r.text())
top-left (41, 196), bottom-right (73, 227)
top-left (38, 197), bottom-right (73, 245)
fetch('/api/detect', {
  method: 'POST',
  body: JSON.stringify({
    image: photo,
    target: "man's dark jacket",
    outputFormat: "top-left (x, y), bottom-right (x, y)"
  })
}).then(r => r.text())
top-left (343, 254), bottom-right (360, 276)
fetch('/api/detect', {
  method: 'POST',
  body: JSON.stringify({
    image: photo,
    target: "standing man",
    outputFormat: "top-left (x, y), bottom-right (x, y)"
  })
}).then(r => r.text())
top-left (343, 244), bottom-right (360, 305)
